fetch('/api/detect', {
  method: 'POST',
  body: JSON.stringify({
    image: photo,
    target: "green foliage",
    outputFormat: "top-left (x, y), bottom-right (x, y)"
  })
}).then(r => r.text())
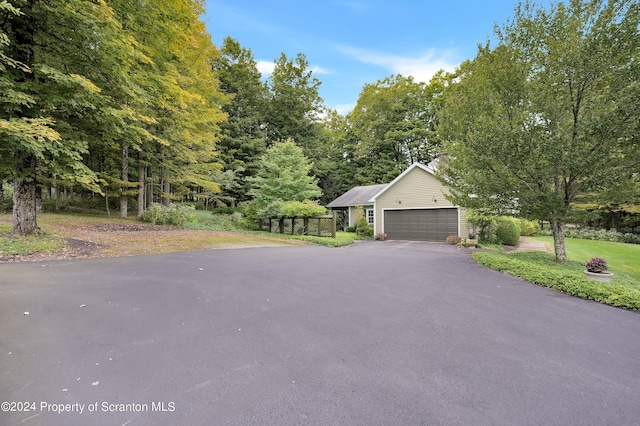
top-left (518, 218), bottom-right (540, 236)
top-left (537, 227), bottom-right (640, 245)
top-left (495, 217), bottom-right (521, 246)
top-left (140, 203), bottom-right (195, 227)
top-left (256, 199), bottom-right (329, 221)
top-left (439, 0), bottom-right (640, 261)
top-left (212, 37), bottom-right (267, 205)
top-left (346, 226), bottom-right (356, 233)
top-left (466, 208), bottom-right (498, 243)
top-left (349, 74), bottom-right (441, 184)
top-left (184, 210), bottom-right (244, 231)
top-left (472, 251), bottom-right (640, 310)
top-left (263, 52), bottom-right (323, 148)
top-left (248, 139), bottom-right (322, 208)
top-left (356, 216), bottom-right (371, 237)
top-left (278, 200), bottom-right (326, 218)
top-left (253, 231), bottom-right (357, 248)
top-left (0, 232), bottom-right (64, 256)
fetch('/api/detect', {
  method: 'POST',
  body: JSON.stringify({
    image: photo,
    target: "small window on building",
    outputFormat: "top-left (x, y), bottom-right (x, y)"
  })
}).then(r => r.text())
top-left (366, 209), bottom-right (374, 225)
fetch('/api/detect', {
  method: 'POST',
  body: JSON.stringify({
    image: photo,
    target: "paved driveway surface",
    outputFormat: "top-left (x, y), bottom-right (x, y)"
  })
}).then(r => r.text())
top-left (1, 241), bottom-right (639, 425)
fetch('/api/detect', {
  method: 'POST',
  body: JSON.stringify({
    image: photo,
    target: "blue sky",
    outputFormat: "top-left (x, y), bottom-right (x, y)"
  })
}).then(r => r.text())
top-left (203, 1), bottom-right (550, 115)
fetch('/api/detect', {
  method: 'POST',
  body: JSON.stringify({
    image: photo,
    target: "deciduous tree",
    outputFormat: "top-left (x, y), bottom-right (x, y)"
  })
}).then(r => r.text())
top-left (438, 0), bottom-right (640, 261)
top-left (349, 74), bottom-right (441, 185)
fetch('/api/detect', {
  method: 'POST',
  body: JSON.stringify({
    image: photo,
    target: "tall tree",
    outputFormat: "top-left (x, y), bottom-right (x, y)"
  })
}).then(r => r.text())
top-left (0, 0), bottom-right (117, 234)
top-left (263, 53), bottom-right (324, 151)
top-left (318, 109), bottom-right (359, 204)
top-left (106, 0), bottom-right (226, 215)
top-left (438, 0), bottom-right (640, 261)
top-left (349, 74), bottom-right (441, 185)
top-left (212, 36), bottom-right (267, 206)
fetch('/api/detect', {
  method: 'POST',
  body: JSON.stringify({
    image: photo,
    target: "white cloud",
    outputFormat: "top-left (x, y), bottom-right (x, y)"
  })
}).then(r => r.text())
top-left (256, 60), bottom-right (275, 76)
top-left (310, 65), bottom-right (331, 75)
top-left (256, 62), bottom-right (330, 78)
top-left (337, 45), bottom-right (458, 83)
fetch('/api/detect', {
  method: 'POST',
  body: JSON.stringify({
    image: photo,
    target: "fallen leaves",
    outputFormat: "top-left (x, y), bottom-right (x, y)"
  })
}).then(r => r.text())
top-left (0, 213), bottom-right (302, 262)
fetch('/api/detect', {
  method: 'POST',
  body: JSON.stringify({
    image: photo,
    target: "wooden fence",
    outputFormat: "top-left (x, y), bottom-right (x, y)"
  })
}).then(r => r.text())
top-left (258, 212), bottom-right (336, 238)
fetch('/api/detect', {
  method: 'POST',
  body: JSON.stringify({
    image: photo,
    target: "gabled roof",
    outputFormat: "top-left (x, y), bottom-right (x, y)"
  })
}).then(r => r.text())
top-left (327, 183), bottom-right (388, 208)
top-left (368, 162), bottom-right (437, 202)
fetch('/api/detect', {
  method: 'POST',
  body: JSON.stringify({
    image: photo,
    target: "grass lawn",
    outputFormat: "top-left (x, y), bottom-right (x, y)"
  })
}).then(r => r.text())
top-left (532, 236), bottom-right (640, 281)
top-left (184, 210), bottom-right (358, 247)
top-left (250, 230), bottom-right (358, 247)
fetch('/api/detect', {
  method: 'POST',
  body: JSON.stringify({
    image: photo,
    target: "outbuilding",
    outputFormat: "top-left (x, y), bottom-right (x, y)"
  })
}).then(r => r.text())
top-left (327, 162), bottom-right (468, 242)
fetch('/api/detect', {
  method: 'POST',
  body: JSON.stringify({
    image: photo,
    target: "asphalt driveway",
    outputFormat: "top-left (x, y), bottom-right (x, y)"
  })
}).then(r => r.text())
top-left (1, 241), bottom-right (639, 425)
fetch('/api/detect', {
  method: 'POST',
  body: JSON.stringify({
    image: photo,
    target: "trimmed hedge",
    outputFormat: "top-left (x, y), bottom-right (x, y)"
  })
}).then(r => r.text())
top-left (472, 251), bottom-right (640, 310)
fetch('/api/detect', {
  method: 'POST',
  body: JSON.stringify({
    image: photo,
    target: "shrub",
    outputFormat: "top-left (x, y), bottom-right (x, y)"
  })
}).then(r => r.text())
top-left (185, 211), bottom-right (245, 231)
top-left (472, 251), bottom-right (640, 310)
top-left (356, 216), bottom-right (370, 237)
top-left (141, 203), bottom-right (195, 227)
top-left (495, 217), bottom-right (521, 246)
top-left (537, 227), bottom-right (640, 245)
top-left (374, 232), bottom-right (387, 241)
top-left (257, 200), bottom-right (326, 218)
top-left (0, 196), bottom-right (11, 213)
top-left (518, 218), bottom-right (540, 236)
top-left (466, 208), bottom-right (498, 243)
top-left (346, 226), bottom-right (356, 233)
top-left (278, 200), bottom-right (326, 218)
top-left (446, 235), bottom-right (462, 245)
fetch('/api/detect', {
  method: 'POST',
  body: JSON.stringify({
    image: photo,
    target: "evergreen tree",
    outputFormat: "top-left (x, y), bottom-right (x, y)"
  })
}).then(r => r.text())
top-left (212, 36), bottom-right (267, 206)
top-left (248, 139), bottom-right (322, 209)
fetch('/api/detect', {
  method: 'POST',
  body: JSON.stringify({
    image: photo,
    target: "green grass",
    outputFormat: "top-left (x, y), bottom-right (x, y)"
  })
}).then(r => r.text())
top-left (532, 236), bottom-right (640, 281)
top-left (249, 231), bottom-right (358, 247)
top-left (0, 232), bottom-right (65, 256)
top-left (472, 251), bottom-right (640, 310)
top-left (0, 218), bottom-right (64, 256)
top-left (184, 210), bottom-right (358, 247)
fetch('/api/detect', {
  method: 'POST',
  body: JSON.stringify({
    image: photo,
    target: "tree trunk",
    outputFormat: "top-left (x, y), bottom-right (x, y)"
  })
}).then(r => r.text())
top-left (161, 171), bottom-right (170, 207)
top-left (550, 218), bottom-right (567, 262)
top-left (611, 210), bottom-right (620, 232)
top-left (137, 160), bottom-right (145, 219)
top-left (13, 154), bottom-right (40, 236)
top-left (120, 140), bottom-right (128, 219)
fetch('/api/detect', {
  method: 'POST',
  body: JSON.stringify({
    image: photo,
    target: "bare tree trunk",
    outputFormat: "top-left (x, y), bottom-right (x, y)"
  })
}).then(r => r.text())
top-left (120, 141), bottom-right (128, 219)
top-left (550, 218), bottom-right (567, 262)
top-left (161, 167), bottom-right (170, 207)
top-left (13, 154), bottom-right (40, 235)
top-left (137, 159), bottom-right (145, 219)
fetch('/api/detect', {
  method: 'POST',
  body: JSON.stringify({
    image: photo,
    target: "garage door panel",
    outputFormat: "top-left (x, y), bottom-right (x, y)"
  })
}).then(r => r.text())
top-left (384, 209), bottom-right (458, 242)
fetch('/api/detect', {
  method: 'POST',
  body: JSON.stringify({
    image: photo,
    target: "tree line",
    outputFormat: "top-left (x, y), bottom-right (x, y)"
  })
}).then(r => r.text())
top-left (2, 0), bottom-right (638, 262)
